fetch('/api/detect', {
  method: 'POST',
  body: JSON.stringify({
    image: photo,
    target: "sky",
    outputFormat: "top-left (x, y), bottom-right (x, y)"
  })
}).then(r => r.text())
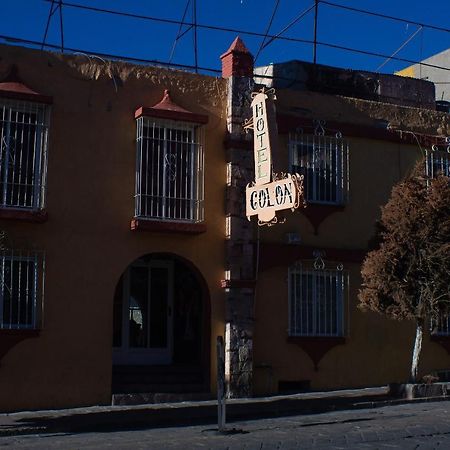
top-left (0, 0), bottom-right (449, 76)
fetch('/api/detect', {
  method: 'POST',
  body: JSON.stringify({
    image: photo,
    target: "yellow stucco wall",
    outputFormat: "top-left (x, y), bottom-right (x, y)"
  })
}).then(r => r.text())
top-left (254, 264), bottom-right (450, 394)
top-left (0, 44), bottom-right (227, 411)
top-left (253, 88), bottom-right (450, 394)
top-left (396, 66), bottom-right (416, 78)
top-left (1, 44), bottom-right (448, 410)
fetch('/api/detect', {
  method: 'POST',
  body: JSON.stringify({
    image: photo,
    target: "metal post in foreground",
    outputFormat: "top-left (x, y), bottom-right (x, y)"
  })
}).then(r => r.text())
top-left (216, 335), bottom-right (226, 431)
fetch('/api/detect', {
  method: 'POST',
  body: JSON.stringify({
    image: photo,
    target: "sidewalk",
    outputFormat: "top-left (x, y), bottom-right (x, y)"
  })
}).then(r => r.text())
top-left (1, 386), bottom-right (449, 437)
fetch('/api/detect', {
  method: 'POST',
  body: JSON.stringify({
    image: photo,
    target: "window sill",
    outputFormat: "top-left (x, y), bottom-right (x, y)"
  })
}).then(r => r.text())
top-left (0, 329), bottom-right (40, 365)
top-left (301, 204), bottom-right (345, 235)
top-left (431, 334), bottom-right (450, 355)
top-left (130, 218), bottom-right (207, 234)
top-left (287, 336), bottom-right (345, 370)
top-left (0, 208), bottom-right (48, 223)
top-left (220, 279), bottom-right (256, 289)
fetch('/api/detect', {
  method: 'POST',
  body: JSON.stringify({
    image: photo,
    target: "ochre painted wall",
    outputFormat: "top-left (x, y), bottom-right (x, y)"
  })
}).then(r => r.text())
top-left (0, 44), bottom-right (227, 411)
top-left (1, 44), bottom-right (448, 410)
top-left (252, 88), bottom-right (450, 394)
top-left (254, 265), bottom-right (450, 394)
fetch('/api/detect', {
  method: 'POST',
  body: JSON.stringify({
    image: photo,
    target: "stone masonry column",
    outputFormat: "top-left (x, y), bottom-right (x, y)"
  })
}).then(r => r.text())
top-left (220, 37), bottom-right (255, 398)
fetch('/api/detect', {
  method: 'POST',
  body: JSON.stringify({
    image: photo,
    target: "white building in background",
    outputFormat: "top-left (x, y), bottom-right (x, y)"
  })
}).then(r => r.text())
top-left (396, 48), bottom-right (450, 106)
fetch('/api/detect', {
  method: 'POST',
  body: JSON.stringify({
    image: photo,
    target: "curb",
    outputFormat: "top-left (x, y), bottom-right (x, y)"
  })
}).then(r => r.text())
top-left (1, 392), bottom-right (449, 437)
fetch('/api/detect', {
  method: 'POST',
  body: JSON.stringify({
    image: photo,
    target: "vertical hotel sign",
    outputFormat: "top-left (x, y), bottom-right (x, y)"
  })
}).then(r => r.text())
top-left (252, 92), bottom-right (272, 186)
top-left (245, 90), bottom-right (304, 226)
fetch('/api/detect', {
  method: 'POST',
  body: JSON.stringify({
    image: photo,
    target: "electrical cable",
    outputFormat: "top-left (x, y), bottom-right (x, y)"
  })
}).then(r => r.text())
top-left (58, 0), bottom-right (64, 53)
top-left (42, 0), bottom-right (56, 50)
top-left (376, 26), bottom-right (423, 72)
top-left (42, 0), bottom-right (64, 52)
top-left (254, 0), bottom-right (280, 64)
top-left (261, 3), bottom-right (316, 53)
top-left (193, 0), bottom-right (198, 73)
top-left (315, 39), bottom-right (450, 73)
top-left (168, 0), bottom-right (191, 63)
top-left (3, 31), bottom-right (450, 80)
top-left (0, 34), bottom-right (222, 73)
top-left (37, 0), bottom-right (450, 73)
top-left (319, 0), bottom-right (450, 34)
top-left (41, 0), bottom-right (313, 44)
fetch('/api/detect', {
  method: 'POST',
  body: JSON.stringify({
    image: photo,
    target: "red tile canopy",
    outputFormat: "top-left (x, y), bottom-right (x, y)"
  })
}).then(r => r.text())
top-left (0, 65), bottom-right (52, 104)
top-left (135, 89), bottom-right (208, 124)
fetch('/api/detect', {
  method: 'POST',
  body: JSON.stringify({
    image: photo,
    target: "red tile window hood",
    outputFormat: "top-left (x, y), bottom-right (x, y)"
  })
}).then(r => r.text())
top-left (135, 89), bottom-right (208, 124)
top-left (0, 66), bottom-right (52, 104)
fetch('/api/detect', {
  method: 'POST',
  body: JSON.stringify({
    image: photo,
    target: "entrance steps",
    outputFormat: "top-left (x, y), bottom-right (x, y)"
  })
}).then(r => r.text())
top-left (112, 365), bottom-right (211, 405)
top-left (112, 391), bottom-right (213, 406)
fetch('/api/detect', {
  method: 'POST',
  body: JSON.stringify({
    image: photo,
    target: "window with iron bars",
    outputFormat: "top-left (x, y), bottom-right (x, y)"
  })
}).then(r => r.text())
top-left (135, 118), bottom-right (204, 222)
top-left (0, 99), bottom-right (50, 210)
top-left (425, 147), bottom-right (450, 180)
top-left (0, 250), bottom-right (44, 330)
top-left (288, 262), bottom-right (347, 337)
top-left (431, 315), bottom-right (450, 337)
top-left (289, 130), bottom-right (349, 205)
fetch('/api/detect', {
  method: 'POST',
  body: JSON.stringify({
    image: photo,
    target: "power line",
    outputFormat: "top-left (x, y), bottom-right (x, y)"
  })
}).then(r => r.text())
top-left (38, 0), bottom-right (450, 73)
top-left (168, 0), bottom-right (191, 64)
top-left (41, 0), bottom-right (313, 45)
top-left (254, 0), bottom-right (280, 64)
top-left (316, 39), bottom-right (450, 73)
top-left (42, 0), bottom-right (64, 52)
top-left (0, 34), bottom-right (221, 74)
top-left (319, 0), bottom-right (450, 34)
top-left (1, 32), bottom-right (449, 105)
top-left (260, 3), bottom-right (316, 53)
top-left (313, 0), bottom-right (319, 64)
top-left (193, 0), bottom-right (198, 73)
top-left (5, 20), bottom-right (450, 77)
top-left (376, 26), bottom-right (423, 72)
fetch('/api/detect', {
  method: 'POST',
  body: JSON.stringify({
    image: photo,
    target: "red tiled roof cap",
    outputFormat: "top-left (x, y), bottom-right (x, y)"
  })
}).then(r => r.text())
top-left (0, 65), bottom-right (52, 104)
top-left (151, 89), bottom-right (191, 114)
top-left (135, 89), bottom-right (208, 124)
top-left (220, 36), bottom-right (252, 59)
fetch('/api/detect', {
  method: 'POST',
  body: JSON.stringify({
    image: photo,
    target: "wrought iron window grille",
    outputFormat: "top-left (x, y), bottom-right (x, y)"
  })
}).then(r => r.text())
top-left (0, 99), bottom-right (50, 210)
top-left (430, 315), bottom-right (450, 337)
top-left (135, 117), bottom-right (205, 223)
top-left (289, 120), bottom-right (349, 205)
top-left (288, 251), bottom-right (349, 338)
top-left (0, 235), bottom-right (45, 331)
top-left (423, 138), bottom-right (450, 335)
top-left (425, 139), bottom-right (450, 181)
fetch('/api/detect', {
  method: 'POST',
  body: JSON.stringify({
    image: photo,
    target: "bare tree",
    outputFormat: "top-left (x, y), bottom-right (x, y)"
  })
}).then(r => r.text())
top-left (359, 161), bottom-right (450, 383)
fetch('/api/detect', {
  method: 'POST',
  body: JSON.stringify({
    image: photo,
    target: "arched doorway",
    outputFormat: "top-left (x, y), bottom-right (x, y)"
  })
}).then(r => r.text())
top-left (112, 253), bottom-right (210, 396)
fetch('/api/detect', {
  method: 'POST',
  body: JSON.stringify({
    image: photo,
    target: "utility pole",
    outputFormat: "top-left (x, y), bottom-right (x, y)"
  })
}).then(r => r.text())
top-left (216, 336), bottom-right (226, 431)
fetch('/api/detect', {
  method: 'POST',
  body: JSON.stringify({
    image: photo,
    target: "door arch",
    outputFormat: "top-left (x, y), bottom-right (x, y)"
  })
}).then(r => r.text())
top-left (112, 253), bottom-right (211, 386)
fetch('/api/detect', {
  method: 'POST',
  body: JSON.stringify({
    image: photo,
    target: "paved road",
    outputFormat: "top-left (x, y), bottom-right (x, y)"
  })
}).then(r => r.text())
top-left (1, 400), bottom-right (450, 449)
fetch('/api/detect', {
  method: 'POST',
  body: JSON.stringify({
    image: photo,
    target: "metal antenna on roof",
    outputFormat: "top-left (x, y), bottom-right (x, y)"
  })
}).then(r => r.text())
top-left (254, 0), bottom-right (280, 64)
top-left (42, 0), bottom-right (64, 53)
top-left (168, 0), bottom-right (192, 64)
top-left (376, 25), bottom-right (423, 72)
top-left (258, 3), bottom-right (316, 57)
top-left (193, 0), bottom-right (198, 73)
top-left (313, 0), bottom-right (318, 64)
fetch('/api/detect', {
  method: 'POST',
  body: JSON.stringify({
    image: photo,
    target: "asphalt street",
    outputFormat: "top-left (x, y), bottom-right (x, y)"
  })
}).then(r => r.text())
top-left (1, 400), bottom-right (450, 449)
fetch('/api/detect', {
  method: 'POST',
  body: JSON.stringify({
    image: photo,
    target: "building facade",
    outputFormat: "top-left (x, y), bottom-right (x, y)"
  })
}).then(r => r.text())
top-left (0, 40), bottom-right (449, 412)
top-left (396, 48), bottom-right (450, 104)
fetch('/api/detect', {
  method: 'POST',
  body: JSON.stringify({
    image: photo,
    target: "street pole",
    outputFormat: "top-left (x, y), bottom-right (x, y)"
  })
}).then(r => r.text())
top-left (216, 336), bottom-right (226, 431)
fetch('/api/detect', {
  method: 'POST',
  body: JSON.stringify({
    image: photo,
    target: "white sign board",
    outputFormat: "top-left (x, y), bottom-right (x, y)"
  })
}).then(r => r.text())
top-left (245, 89), bottom-right (304, 226)
top-left (251, 92), bottom-right (274, 186)
top-left (246, 174), bottom-right (302, 223)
